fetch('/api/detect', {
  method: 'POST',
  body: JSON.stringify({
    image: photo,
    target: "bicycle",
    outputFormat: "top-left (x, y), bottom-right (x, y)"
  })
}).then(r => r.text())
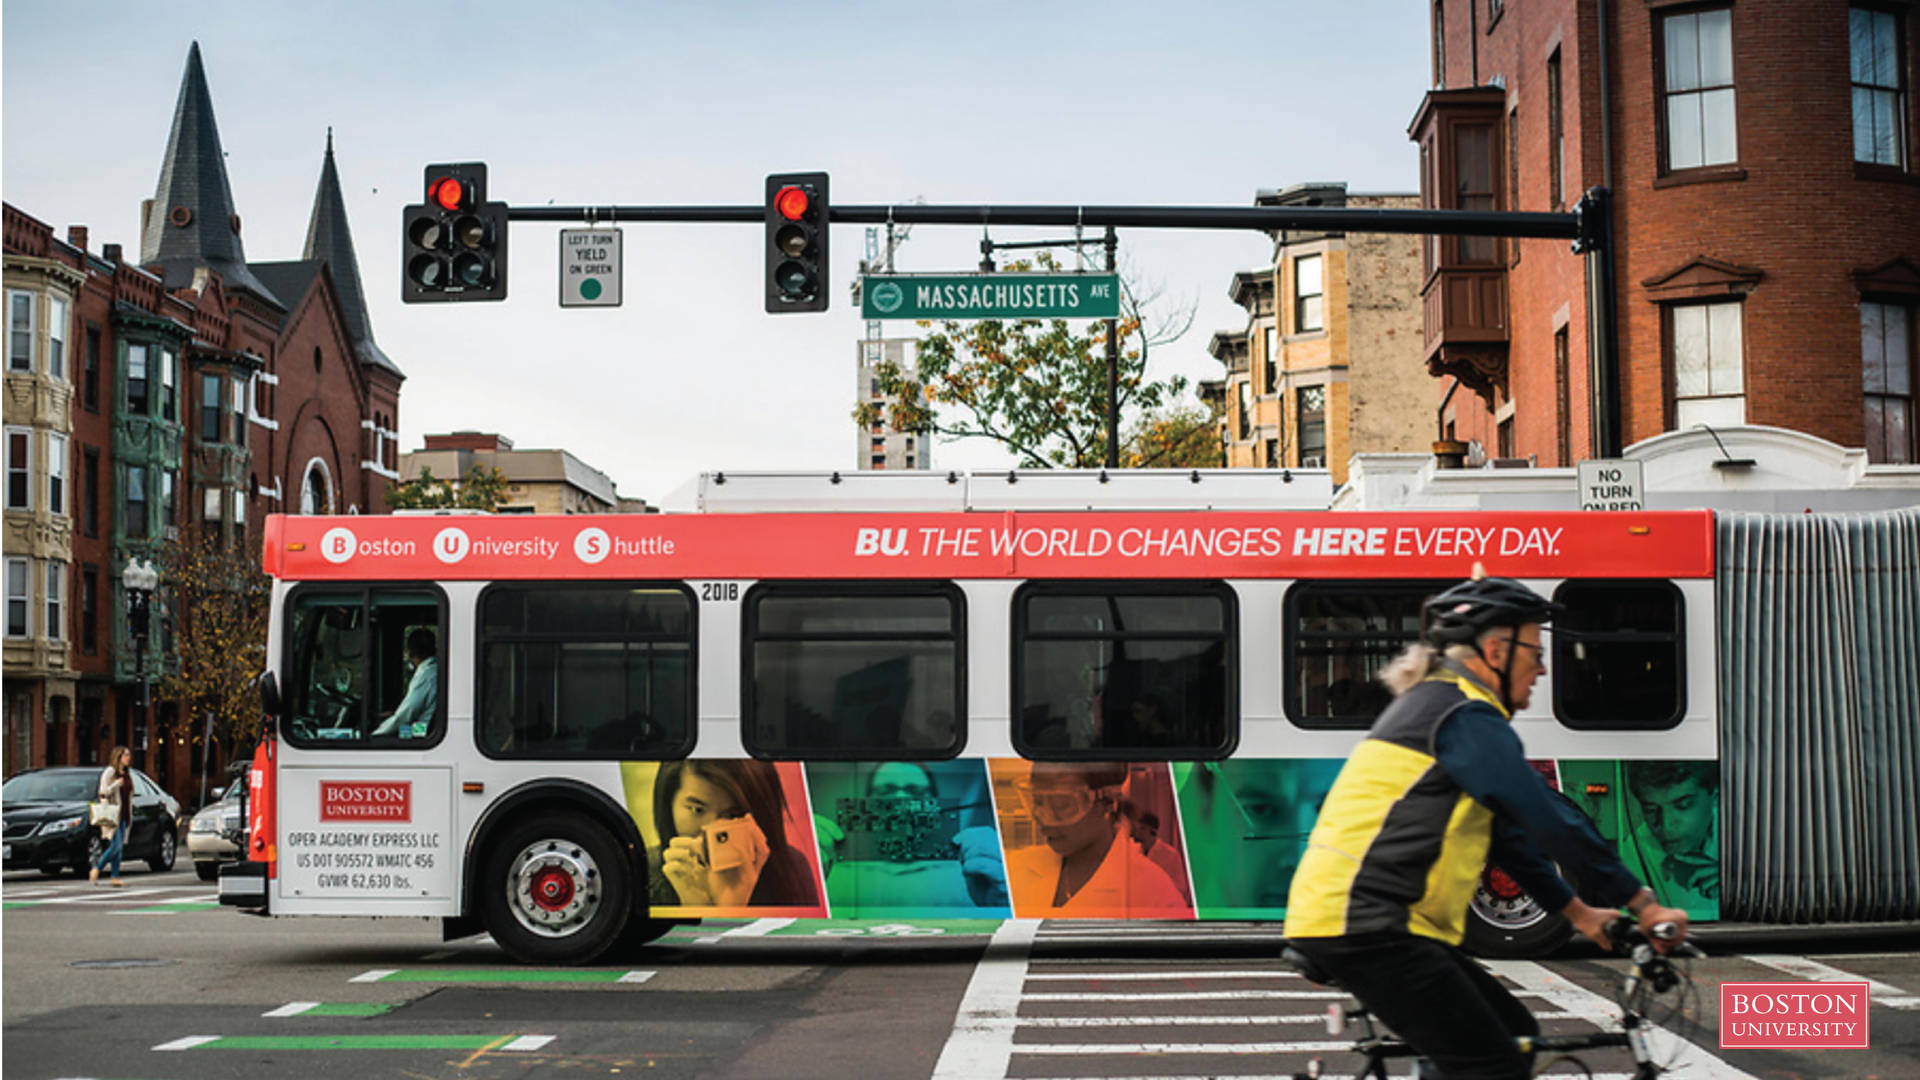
top-left (1283, 920), bottom-right (1704, 1080)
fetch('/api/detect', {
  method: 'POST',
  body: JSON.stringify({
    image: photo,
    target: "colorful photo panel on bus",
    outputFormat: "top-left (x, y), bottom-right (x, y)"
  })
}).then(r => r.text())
top-left (1557, 759), bottom-right (1720, 921)
top-left (804, 761), bottom-right (1011, 918)
top-left (619, 760), bottom-right (827, 919)
top-left (989, 759), bottom-right (1195, 920)
top-left (1173, 758), bottom-right (1343, 919)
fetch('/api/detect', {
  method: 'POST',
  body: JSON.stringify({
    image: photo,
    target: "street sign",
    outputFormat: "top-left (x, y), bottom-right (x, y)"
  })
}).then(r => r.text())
top-left (1577, 458), bottom-right (1645, 510)
top-left (860, 273), bottom-right (1120, 320)
top-left (559, 228), bottom-right (622, 307)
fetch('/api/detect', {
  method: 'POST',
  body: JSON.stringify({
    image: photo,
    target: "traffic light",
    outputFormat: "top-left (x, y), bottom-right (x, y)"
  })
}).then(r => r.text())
top-left (402, 163), bottom-right (509, 303)
top-left (765, 172), bottom-right (829, 313)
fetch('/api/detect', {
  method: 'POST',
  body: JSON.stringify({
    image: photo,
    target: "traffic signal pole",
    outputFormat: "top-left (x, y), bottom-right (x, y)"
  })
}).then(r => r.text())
top-left (495, 194), bottom-right (1621, 457)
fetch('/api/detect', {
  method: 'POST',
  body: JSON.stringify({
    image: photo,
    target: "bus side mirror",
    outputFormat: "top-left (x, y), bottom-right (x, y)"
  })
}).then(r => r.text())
top-left (256, 671), bottom-right (282, 717)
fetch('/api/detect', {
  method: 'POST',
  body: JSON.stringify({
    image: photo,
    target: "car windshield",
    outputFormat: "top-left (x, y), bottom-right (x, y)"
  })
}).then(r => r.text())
top-left (3, 772), bottom-right (98, 803)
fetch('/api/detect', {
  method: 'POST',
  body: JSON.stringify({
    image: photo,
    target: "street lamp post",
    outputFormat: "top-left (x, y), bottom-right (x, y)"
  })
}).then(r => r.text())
top-left (122, 557), bottom-right (159, 766)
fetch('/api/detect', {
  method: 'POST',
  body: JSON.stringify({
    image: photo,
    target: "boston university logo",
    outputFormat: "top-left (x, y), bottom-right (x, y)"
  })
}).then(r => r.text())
top-left (319, 781), bottom-right (413, 822)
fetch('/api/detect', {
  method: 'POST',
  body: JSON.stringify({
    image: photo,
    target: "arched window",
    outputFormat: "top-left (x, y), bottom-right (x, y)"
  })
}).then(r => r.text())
top-left (300, 457), bottom-right (333, 515)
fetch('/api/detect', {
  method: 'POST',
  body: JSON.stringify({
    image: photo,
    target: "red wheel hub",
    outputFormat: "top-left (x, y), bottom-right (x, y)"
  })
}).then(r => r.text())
top-left (530, 865), bottom-right (575, 911)
top-left (1485, 866), bottom-right (1524, 900)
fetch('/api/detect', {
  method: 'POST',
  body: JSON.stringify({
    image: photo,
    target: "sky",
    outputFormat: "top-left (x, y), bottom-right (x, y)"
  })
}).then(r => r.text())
top-left (2, 1), bottom-right (1431, 505)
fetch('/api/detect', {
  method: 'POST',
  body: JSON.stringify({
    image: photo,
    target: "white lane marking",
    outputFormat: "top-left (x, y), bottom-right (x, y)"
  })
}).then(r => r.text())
top-left (262, 1002), bottom-right (319, 1017)
top-left (2, 889), bottom-right (58, 898)
top-left (1022, 989), bottom-right (1346, 1001)
top-left (1031, 933), bottom-right (1293, 945)
top-left (1030, 955), bottom-right (1286, 965)
top-left (1486, 960), bottom-right (1762, 1079)
top-left (109, 910), bottom-right (178, 915)
top-left (44, 887), bottom-right (171, 903)
top-left (930, 918), bottom-right (1038, 1080)
top-left (500, 1035), bottom-right (556, 1052)
top-left (349, 969), bottom-right (397, 983)
top-left (1013, 1011), bottom-right (1578, 1027)
top-left (1743, 953), bottom-right (1920, 1008)
top-left (695, 917), bottom-right (795, 945)
top-left (152, 893), bottom-right (219, 903)
top-left (1011, 1040), bottom-right (1357, 1054)
top-left (618, 970), bottom-right (656, 983)
top-left (1024, 970), bottom-right (1300, 981)
top-left (153, 1035), bottom-right (220, 1051)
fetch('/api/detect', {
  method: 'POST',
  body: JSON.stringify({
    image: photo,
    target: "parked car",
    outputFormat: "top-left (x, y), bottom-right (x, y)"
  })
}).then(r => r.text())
top-left (187, 782), bottom-right (247, 881)
top-left (2, 767), bottom-right (180, 876)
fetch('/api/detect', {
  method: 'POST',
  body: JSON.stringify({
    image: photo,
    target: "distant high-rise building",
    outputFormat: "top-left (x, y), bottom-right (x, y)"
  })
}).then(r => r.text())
top-left (856, 338), bottom-right (929, 471)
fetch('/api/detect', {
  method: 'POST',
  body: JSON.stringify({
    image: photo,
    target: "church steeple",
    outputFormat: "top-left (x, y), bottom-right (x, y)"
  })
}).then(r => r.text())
top-left (139, 42), bottom-right (281, 307)
top-left (303, 129), bottom-right (397, 374)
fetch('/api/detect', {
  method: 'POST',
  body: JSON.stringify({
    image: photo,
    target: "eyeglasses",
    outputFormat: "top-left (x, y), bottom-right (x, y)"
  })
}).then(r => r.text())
top-left (1013, 780), bottom-right (1098, 826)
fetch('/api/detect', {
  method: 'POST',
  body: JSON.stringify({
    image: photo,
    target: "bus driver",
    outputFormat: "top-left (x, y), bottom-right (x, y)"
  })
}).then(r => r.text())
top-left (373, 628), bottom-right (437, 739)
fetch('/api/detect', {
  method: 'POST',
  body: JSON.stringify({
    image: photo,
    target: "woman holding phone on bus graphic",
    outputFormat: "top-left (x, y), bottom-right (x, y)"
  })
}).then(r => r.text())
top-left (645, 760), bottom-right (820, 908)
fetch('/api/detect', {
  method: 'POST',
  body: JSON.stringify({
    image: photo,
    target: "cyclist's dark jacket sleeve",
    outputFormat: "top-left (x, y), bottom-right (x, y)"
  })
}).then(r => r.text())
top-left (1434, 705), bottom-right (1643, 910)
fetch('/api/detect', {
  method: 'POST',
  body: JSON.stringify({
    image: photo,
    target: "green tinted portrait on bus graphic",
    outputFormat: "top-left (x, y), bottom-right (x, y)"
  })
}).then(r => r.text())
top-left (1174, 759), bottom-right (1343, 919)
top-left (990, 760), bottom-right (1194, 919)
top-left (619, 760), bottom-right (825, 917)
top-left (1558, 759), bottom-right (1720, 920)
top-left (805, 761), bottom-right (1010, 917)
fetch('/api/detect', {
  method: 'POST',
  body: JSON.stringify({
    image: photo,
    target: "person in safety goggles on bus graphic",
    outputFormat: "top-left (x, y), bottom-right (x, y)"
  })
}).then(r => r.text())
top-left (1000, 761), bottom-right (1187, 917)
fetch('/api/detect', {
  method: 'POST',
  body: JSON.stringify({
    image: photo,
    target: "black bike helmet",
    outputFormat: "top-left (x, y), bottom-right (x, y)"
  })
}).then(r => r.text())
top-left (1422, 575), bottom-right (1561, 647)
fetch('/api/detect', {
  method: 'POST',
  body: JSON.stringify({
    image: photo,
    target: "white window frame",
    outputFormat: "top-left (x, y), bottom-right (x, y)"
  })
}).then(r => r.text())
top-left (5, 425), bottom-right (31, 511)
top-left (300, 457), bottom-right (334, 515)
top-left (1852, 6), bottom-right (1909, 167)
top-left (1294, 254), bottom-right (1325, 333)
top-left (249, 369), bottom-right (280, 431)
top-left (359, 417), bottom-right (401, 481)
top-left (1672, 301), bottom-right (1746, 428)
top-left (161, 348), bottom-right (178, 423)
top-left (7, 289), bottom-right (35, 373)
top-left (202, 486), bottom-right (224, 522)
top-left (125, 343), bottom-right (149, 414)
top-left (1662, 8), bottom-right (1739, 171)
top-left (234, 486), bottom-right (248, 527)
top-left (47, 295), bottom-right (67, 381)
top-left (47, 432), bottom-right (67, 516)
top-left (45, 559), bottom-right (64, 641)
top-left (5, 557), bottom-right (29, 638)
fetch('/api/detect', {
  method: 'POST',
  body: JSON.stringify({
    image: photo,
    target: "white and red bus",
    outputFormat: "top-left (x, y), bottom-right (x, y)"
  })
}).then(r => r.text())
top-left (223, 471), bottom-right (1722, 963)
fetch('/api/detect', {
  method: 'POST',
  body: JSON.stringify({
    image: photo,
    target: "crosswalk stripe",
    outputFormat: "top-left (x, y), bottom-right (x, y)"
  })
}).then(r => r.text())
top-left (1011, 1040), bottom-right (1357, 1054)
top-left (1024, 970), bottom-right (1299, 981)
top-left (500, 1035), bottom-right (556, 1052)
top-left (1022, 989), bottom-right (1346, 1001)
top-left (1485, 960), bottom-right (1762, 1079)
top-left (1742, 953), bottom-right (1920, 1008)
top-left (349, 969), bottom-right (398, 983)
top-left (153, 1036), bottom-right (219, 1051)
top-left (930, 918), bottom-right (1038, 1080)
top-left (262, 1002), bottom-right (320, 1018)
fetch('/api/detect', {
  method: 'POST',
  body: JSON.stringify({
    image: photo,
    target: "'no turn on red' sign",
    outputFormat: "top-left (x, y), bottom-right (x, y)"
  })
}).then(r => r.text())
top-left (1577, 459), bottom-right (1645, 510)
top-left (559, 228), bottom-right (622, 307)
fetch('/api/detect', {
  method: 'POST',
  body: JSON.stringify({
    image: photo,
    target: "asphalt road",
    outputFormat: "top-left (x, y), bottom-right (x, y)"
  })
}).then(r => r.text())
top-left (4, 866), bottom-right (1918, 1080)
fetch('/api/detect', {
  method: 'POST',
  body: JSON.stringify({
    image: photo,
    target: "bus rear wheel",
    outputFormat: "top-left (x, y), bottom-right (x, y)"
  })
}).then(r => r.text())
top-left (480, 812), bottom-right (631, 965)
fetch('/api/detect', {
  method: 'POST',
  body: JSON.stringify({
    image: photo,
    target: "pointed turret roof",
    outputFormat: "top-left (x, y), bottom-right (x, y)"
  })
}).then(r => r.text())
top-left (140, 42), bottom-right (282, 307)
top-left (300, 130), bottom-right (399, 376)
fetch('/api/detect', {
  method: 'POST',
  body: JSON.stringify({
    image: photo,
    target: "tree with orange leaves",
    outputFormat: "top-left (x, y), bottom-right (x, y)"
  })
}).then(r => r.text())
top-left (156, 528), bottom-right (270, 760)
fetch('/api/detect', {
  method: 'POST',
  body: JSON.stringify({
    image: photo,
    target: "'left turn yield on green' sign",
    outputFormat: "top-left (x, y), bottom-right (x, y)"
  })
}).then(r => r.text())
top-left (560, 228), bottom-right (622, 307)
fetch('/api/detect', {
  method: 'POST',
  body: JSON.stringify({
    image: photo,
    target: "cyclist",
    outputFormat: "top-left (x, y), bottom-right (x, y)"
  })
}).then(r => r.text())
top-left (1284, 572), bottom-right (1691, 1080)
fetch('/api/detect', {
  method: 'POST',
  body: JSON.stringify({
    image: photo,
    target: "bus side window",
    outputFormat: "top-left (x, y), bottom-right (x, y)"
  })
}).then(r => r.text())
top-left (283, 587), bottom-right (445, 748)
top-left (1551, 580), bottom-right (1686, 730)
top-left (1283, 580), bottom-right (1449, 730)
top-left (1013, 582), bottom-right (1237, 760)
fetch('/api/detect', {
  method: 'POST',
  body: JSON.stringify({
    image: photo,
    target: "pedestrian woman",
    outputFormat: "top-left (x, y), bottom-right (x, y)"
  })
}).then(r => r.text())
top-left (91, 746), bottom-right (133, 886)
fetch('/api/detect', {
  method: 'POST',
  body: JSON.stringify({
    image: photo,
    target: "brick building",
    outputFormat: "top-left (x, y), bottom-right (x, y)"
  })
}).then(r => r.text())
top-left (3, 43), bottom-right (402, 797)
top-left (1414, 1), bottom-right (1919, 465)
top-left (1209, 183), bottom-right (1430, 485)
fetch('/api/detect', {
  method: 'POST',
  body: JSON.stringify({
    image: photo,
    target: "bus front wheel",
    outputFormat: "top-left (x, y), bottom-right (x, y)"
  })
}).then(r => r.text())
top-left (1461, 863), bottom-right (1571, 959)
top-left (480, 812), bottom-right (632, 965)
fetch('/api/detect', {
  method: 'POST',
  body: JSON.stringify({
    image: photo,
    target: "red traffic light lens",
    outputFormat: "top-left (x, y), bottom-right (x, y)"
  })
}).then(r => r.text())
top-left (431, 177), bottom-right (466, 212)
top-left (775, 186), bottom-right (810, 221)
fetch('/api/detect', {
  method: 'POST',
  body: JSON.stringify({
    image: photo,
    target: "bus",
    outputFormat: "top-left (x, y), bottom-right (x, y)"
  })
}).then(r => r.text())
top-left (220, 470), bottom-right (1783, 964)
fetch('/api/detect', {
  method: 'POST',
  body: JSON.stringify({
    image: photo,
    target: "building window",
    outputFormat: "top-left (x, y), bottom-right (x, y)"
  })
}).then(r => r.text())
top-left (6, 291), bottom-right (32, 372)
top-left (163, 469), bottom-right (178, 533)
top-left (48, 432), bottom-right (66, 516)
top-left (81, 566), bottom-right (97, 655)
top-left (5, 558), bottom-right (27, 637)
top-left (1265, 438), bottom-right (1280, 468)
top-left (233, 487), bottom-right (246, 528)
top-left (1286, 580), bottom-right (1448, 729)
top-left (1661, 8), bottom-right (1738, 171)
top-left (1548, 49), bottom-right (1565, 207)
top-left (1507, 108), bottom-right (1522, 219)
top-left (203, 486), bottom-right (224, 523)
top-left (125, 344), bottom-right (148, 415)
top-left (1297, 386), bottom-right (1327, 468)
top-left (745, 583), bottom-right (964, 758)
top-left (45, 560), bottom-right (63, 641)
top-left (82, 447), bottom-right (99, 537)
top-left (161, 349), bottom-right (177, 423)
top-left (1433, 0), bottom-right (1447, 88)
top-left (478, 583), bottom-right (695, 759)
top-left (1294, 254), bottom-right (1325, 331)
top-left (83, 328), bottom-right (100, 411)
top-left (233, 372), bottom-right (245, 435)
top-left (5, 427), bottom-right (30, 510)
top-left (301, 459), bottom-right (333, 515)
top-left (1672, 301), bottom-right (1745, 427)
top-left (1554, 326), bottom-right (1572, 466)
top-left (1852, 7), bottom-right (1908, 167)
top-left (47, 297), bottom-right (66, 380)
top-left (1014, 581), bottom-right (1235, 758)
top-left (1456, 124), bottom-right (1499, 261)
top-left (125, 466), bottom-right (148, 540)
top-left (1552, 581), bottom-right (1686, 730)
top-left (201, 374), bottom-right (223, 442)
top-left (1497, 417), bottom-right (1515, 459)
top-left (1263, 326), bottom-right (1278, 392)
top-left (1236, 381), bottom-right (1252, 440)
top-left (1863, 300), bottom-right (1915, 463)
